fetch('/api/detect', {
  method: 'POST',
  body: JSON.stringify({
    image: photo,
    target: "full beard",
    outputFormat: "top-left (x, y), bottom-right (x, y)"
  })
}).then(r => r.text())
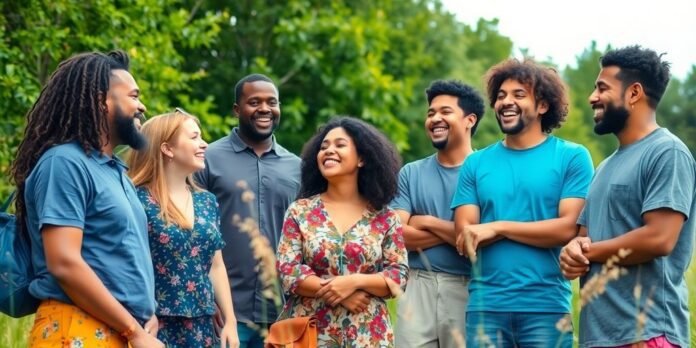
top-left (114, 106), bottom-right (147, 150)
top-left (593, 103), bottom-right (629, 135)
top-left (497, 115), bottom-right (526, 135)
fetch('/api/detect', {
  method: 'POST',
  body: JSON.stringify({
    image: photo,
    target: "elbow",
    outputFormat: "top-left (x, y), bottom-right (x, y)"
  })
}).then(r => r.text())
top-left (652, 238), bottom-right (678, 257)
top-left (46, 256), bottom-right (82, 282)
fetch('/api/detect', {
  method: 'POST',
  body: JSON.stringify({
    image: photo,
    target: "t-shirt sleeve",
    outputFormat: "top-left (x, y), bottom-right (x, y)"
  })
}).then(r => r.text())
top-left (642, 146), bottom-right (695, 219)
top-left (561, 146), bottom-right (594, 199)
top-left (30, 155), bottom-right (90, 231)
top-left (390, 166), bottom-right (412, 213)
top-left (451, 154), bottom-right (479, 209)
top-left (577, 206), bottom-right (587, 227)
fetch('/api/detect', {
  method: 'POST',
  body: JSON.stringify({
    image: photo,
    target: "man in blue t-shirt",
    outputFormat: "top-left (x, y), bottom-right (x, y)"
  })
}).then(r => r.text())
top-left (451, 59), bottom-right (594, 347)
top-left (11, 51), bottom-right (162, 348)
top-left (392, 80), bottom-right (484, 348)
top-left (560, 46), bottom-right (695, 348)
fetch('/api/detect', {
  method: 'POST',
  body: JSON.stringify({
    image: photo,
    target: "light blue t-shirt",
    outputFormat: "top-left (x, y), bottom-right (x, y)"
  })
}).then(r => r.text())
top-left (451, 136), bottom-right (593, 312)
top-left (578, 128), bottom-right (695, 348)
top-left (391, 154), bottom-right (470, 276)
top-left (25, 142), bottom-right (156, 322)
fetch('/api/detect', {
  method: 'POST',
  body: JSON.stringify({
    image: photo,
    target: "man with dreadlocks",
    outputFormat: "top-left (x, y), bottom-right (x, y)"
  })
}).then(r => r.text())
top-left (11, 50), bottom-right (164, 348)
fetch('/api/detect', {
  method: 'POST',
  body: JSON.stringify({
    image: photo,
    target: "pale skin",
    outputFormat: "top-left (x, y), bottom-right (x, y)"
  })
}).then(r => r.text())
top-left (43, 69), bottom-right (163, 348)
top-left (559, 66), bottom-right (686, 280)
top-left (399, 94), bottom-right (476, 251)
top-left (294, 127), bottom-right (394, 312)
top-left (454, 79), bottom-right (583, 261)
top-left (161, 119), bottom-right (239, 348)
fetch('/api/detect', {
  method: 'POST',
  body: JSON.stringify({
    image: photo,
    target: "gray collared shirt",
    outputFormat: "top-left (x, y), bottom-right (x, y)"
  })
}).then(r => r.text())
top-left (195, 128), bottom-right (301, 323)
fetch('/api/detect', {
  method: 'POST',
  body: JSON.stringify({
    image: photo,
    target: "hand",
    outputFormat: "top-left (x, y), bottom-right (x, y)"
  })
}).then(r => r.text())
top-left (316, 276), bottom-right (358, 306)
top-left (408, 215), bottom-right (430, 230)
top-left (456, 223), bottom-right (498, 261)
top-left (213, 304), bottom-right (224, 338)
top-left (340, 290), bottom-right (371, 314)
top-left (143, 315), bottom-right (159, 338)
top-left (559, 236), bottom-right (591, 280)
top-left (219, 321), bottom-right (240, 348)
top-left (129, 327), bottom-right (165, 348)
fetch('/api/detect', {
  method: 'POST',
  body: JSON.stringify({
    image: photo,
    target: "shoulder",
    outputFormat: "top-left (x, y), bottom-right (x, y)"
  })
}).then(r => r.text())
top-left (402, 154), bottom-right (436, 173)
top-left (206, 135), bottom-right (235, 153)
top-left (650, 129), bottom-right (692, 156)
top-left (550, 136), bottom-right (590, 155)
top-left (195, 189), bottom-right (218, 205)
top-left (287, 195), bottom-right (319, 213)
top-left (38, 143), bottom-right (90, 166)
top-left (274, 143), bottom-right (301, 162)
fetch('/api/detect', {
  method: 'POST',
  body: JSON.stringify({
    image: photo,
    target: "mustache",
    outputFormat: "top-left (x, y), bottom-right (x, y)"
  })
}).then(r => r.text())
top-left (135, 112), bottom-right (147, 122)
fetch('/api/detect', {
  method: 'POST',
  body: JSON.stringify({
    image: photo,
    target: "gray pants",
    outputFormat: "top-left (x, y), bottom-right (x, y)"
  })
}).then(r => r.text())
top-left (395, 269), bottom-right (470, 348)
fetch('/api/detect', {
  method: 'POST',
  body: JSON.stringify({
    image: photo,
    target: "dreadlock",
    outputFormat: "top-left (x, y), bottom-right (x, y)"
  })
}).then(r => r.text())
top-left (10, 50), bottom-right (130, 228)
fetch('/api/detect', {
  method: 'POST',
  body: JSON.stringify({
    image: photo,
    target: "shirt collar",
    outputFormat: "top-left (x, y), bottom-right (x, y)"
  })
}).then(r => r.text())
top-left (89, 149), bottom-right (128, 169)
top-left (229, 127), bottom-right (278, 155)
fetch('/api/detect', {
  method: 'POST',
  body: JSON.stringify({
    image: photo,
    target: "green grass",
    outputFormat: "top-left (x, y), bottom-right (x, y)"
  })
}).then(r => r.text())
top-left (2, 260), bottom-right (695, 347)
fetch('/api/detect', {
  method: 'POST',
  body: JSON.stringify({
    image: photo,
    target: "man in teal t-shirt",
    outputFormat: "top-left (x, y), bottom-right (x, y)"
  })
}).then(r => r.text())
top-left (392, 80), bottom-right (484, 348)
top-left (451, 59), bottom-right (594, 347)
top-left (560, 46), bottom-right (695, 348)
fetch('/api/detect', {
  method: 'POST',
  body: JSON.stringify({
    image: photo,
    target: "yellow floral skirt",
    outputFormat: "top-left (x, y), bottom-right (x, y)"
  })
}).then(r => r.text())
top-left (28, 299), bottom-right (128, 348)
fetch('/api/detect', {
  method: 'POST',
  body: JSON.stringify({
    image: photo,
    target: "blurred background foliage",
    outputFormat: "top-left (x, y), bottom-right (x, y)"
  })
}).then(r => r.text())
top-left (2, 1), bottom-right (695, 201)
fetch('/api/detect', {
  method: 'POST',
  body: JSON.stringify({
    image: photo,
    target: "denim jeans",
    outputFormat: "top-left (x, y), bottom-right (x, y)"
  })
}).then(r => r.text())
top-left (237, 322), bottom-right (266, 348)
top-left (466, 311), bottom-right (573, 348)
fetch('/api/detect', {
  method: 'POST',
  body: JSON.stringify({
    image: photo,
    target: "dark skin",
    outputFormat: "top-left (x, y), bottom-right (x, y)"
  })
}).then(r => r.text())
top-left (559, 66), bottom-right (685, 279)
top-left (43, 70), bottom-right (163, 348)
top-left (233, 80), bottom-right (281, 157)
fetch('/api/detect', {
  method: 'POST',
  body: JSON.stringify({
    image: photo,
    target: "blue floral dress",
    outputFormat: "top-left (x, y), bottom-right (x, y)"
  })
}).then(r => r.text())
top-left (136, 187), bottom-right (225, 348)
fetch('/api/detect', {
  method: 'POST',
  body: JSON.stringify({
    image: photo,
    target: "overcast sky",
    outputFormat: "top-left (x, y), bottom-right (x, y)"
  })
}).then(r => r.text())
top-left (442, 0), bottom-right (696, 78)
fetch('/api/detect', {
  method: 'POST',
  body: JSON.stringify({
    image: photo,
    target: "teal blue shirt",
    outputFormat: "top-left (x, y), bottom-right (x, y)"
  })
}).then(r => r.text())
top-left (25, 142), bottom-right (156, 322)
top-left (578, 129), bottom-right (695, 348)
top-left (451, 136), bottom-right (593, 313)
top-left (391, 154), bottom-right (470, 276)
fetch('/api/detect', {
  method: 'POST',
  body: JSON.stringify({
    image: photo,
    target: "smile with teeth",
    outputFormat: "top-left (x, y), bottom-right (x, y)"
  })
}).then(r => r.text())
top-left (431, 126), bottom-right (448, 135)
top-left (323, 158), bottom-right (340, 168)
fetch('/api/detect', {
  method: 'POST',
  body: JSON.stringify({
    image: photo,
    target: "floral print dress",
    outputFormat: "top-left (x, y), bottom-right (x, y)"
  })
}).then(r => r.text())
top-left (276, 195), bottom-right (409, 348)
top-left (137, 187), bottom-right (225, 348)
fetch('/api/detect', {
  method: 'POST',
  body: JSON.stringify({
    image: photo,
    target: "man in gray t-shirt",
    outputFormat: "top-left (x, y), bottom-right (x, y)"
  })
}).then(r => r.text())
top-left (392, 80), bottom-right (484, 348)
top-left (560, 46), bottom-right (695, 348)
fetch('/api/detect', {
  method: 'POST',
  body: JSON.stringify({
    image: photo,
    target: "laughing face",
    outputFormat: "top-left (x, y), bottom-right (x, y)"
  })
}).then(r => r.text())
top-left (494, 79), bottom-right (547, 135)
top-left (166, 118), bottom-right (208, 173)
top-left (426, 95), bottom-right (471, 150)
top-left (317, 127), bottom-right (362, 180)
top-left (234, 80), bottom-right (280, 142)
top-left (589, 66), bottom-right (630, 135)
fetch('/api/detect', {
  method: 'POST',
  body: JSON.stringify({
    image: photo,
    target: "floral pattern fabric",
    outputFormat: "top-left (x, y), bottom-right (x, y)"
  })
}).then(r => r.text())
top-left (137, 187), bottom-right (225, 317)
top-left (29, 300), bottom-right (125, 348)
top-left (276, 195), bottom-right (409, 348)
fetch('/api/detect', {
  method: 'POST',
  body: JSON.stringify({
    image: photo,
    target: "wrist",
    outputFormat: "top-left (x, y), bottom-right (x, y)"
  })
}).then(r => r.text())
top-left (490, 221), bottom-right (505, 236)
top-left (120, 321), bottom-right (142, 341)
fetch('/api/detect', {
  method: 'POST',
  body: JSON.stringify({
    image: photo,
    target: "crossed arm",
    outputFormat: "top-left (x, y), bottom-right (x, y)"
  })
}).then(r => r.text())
top-left (453, 198), bottom-right (585, 260)
top-left (396, 210), bottom-right (458, 250)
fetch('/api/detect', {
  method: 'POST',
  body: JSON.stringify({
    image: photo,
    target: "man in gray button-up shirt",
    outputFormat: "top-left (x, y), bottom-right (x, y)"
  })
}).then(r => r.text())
top-left (195, 74), bottom-right (300, 348)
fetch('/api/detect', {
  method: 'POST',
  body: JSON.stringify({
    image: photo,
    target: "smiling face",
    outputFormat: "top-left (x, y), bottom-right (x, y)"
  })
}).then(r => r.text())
top-left (426, 95), bottom-right (472, 150)
top-left (317, 127), bottom-right (362, 180)
top-left (234, 80), bottom-right (280, 142)
top-left (494, 79), bottom-right (547, 135)
top-left (107, 69), bottom-right (147, 149)
top-left (589, 66), bottom-right (631, 135)
top-left (164, 118), bottom-right (208, 174)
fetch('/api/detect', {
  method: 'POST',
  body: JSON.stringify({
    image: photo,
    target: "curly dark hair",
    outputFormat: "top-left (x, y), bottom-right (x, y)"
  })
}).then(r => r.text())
top-left (425, 80), bottom-right (485, 135)
top-left (234, 73), bottom-right (276, 103)
top-left (485, 59), bottom-right (569, 133)
top-left (10, 50), bottom-right (130, 228)
top-left (600, 45), bottom-right (671, 109)
top-left (298, 117), bottom-right (402, 210)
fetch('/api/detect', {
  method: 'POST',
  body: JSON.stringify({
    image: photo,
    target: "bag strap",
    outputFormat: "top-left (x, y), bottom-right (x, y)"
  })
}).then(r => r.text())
top-left (2, 191), bottom-right (16, 212)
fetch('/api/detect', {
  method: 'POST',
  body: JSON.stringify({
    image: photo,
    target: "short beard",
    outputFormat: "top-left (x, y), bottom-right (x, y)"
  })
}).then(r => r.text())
top-left (594, 103), bottom-right (629, 135)
top-left (238, 116), bottom-right (278, 142)
top-left (114, 106), bottom-right (147, 150)
top-left (497, 116), bottom-right (526, 135)
top-left (431, 139), bottom-right (447, 150)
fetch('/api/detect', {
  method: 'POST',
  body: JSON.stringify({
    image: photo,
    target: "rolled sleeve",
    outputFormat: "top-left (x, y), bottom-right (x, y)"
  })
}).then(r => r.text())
top-left (276, 207), bottom-right (316, 295)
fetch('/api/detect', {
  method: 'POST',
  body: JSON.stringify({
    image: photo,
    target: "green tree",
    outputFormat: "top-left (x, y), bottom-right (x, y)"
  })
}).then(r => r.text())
top-left (0, 0), bottom-right (225, 198)
top-left (658, 66), bottom-right (696, 155)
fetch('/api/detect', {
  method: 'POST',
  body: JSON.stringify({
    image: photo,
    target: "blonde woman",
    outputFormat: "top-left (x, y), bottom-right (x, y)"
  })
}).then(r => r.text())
top-left (128, 110), bottom-right (239, 348)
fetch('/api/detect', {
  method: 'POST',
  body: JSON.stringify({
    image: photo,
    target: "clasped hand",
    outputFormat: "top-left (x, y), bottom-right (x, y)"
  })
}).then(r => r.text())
top-left (316, 276), bottom-right (371, 314)
top-left (559, 236), bottom-right (591, 280)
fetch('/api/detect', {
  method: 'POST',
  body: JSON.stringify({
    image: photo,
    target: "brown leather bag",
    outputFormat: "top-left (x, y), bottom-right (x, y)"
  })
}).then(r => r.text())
top-left (265, 316), bottom-right (318, 348)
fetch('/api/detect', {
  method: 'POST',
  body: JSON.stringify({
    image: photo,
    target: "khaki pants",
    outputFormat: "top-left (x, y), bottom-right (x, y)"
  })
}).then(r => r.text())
top-left (395, 269), bottom-right (469, 348)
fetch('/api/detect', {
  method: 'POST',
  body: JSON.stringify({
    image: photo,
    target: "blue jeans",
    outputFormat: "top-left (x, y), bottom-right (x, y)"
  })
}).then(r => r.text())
top-left (237, 322), bottom-right (266, 348)
top-left (466, 312), bottom-right (572, 348)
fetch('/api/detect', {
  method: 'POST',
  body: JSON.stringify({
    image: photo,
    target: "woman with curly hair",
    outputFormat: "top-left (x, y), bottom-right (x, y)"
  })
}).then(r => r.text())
top-left (275, 116), bottom-right (408, 347)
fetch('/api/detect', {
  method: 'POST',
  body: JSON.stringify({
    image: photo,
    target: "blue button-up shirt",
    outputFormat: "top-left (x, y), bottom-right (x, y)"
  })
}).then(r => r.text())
top-left (195, 128), bottom-right (301, 323)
